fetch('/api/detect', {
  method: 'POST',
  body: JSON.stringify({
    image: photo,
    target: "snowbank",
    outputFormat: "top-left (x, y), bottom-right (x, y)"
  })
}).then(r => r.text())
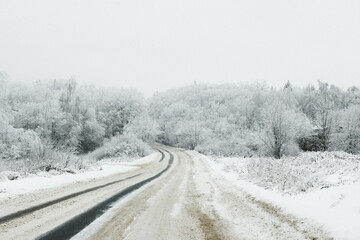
top-left (207, 152), bottom-right (360, 240)
top-left (0, 152), bottom-right (159, 199)
top-left (211, 151), bottom-right (360, 194)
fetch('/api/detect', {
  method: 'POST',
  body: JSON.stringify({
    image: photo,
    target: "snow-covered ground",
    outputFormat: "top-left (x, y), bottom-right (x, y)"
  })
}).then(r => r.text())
top-left (207, 152), bottom-right (360, 240)
top-left (0, 153), bottom-right (159, 200)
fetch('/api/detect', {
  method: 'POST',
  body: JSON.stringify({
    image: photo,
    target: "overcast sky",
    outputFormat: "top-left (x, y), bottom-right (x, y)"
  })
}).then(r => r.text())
top-left (1, 0), bottom-right (360, 96)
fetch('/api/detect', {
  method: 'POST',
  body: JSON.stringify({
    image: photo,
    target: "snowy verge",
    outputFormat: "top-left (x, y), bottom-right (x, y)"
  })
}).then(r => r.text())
top-left (0, 152), bottom-right (160, 199)
top-left (206, 153), bottom-right (360, 240)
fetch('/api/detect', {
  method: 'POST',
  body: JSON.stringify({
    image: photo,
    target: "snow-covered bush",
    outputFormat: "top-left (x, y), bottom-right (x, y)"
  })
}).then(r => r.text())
top-left (0, 126), bottom-right (41, 161)
top-left (0, 113), bottom-right (90, 175)
top-left (196, 132), bottom-right (259, 157)
top-left (124, 112), bottom-right (159, 145)
top-left (247, 157), bottom-right (317, 193)
top-left (90, 133), bottom-right (152, 160)
top-left (214, 151), bottom-right (360, 194)
top-left (0, 142), bottom-right (86, 176)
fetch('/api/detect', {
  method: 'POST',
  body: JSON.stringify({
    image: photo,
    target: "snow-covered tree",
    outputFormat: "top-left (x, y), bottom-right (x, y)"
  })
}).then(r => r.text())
top-left (331, 105), bottom-right (360, 153)
top-left (262, 101), bottom-right (291, 159)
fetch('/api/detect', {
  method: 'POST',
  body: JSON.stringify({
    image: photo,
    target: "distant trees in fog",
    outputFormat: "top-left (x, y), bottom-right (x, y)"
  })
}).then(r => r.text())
top-left (150, 81), bottom-right (360, 158)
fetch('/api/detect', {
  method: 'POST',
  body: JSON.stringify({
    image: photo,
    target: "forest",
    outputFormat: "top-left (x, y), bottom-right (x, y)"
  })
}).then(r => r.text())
top-left (1, 72), bottom-right (360, 173)
top-left (150, 80), bottom-right (360, 157)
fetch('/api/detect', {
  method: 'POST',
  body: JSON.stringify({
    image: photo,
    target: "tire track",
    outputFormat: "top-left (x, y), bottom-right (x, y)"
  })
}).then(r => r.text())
top-left (0, 173), bottom-right (142, 224)
top-left (36, 148), bottom-right (173, 240)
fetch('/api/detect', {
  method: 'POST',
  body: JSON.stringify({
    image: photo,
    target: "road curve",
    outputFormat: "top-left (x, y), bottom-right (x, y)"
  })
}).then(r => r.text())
top-left (36, 149), bottom-right (173, 240)
top-left (0, 149), bottom-right (171, 240)
top-left (1, 146), bottom-right (333, 240)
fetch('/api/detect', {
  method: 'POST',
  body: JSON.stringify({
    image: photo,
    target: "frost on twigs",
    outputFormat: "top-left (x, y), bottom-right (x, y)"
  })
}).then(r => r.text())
top-left (215, 151), bottom-right (360, 194)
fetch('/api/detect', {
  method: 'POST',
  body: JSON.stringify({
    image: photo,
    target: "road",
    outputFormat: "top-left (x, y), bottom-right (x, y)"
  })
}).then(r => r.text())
top-left (0, 146), bottom-right (332, 240)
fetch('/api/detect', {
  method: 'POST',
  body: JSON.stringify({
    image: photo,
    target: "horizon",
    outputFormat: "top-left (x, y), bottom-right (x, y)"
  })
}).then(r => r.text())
top-left (2, 73), bottom-right (358, 98)
top-left (1, 0), bottom-right (360, 97)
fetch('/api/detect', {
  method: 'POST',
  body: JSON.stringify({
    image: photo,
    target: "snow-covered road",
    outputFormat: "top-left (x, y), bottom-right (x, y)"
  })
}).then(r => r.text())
top-left (0, 151), bottom-right (168, 239)
top-left (74, 147), bottom-right (332, 240)
top-left (0, 147), bottom-right (332, 240)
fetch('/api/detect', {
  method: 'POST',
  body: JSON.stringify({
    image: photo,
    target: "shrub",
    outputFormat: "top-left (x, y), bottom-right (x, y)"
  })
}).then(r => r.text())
top-left (90, 133), bottom-right (152, 160)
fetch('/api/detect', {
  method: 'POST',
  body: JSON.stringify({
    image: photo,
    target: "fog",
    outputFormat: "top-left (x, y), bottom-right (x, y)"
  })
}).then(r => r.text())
top-left (1, 0), bottom-right (360, 96)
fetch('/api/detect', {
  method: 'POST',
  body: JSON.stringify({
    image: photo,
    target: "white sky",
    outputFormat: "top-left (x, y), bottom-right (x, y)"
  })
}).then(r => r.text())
top-left (1, 0), bottom-right (360, 96)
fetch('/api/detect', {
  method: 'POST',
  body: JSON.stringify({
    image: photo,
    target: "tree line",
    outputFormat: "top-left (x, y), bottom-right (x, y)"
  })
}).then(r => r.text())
top-left (150, 81), bottom-right (360, 158)
top-left (1, 73), bottom-right (360, 172)
top-left (0, 76), bottom-right (157, 171)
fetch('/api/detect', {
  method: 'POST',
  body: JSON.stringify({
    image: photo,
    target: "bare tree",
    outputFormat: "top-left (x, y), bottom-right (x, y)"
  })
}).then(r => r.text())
top-left (263, 102), bottom-right (289, 159)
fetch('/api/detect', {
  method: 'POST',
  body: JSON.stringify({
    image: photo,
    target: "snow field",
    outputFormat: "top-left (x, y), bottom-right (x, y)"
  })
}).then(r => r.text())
top-left (207, 151), bottom-right (360, 240)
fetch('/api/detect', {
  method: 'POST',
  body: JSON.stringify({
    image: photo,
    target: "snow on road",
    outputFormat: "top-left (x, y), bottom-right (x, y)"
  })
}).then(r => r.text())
top-left (75, 148), bottom-right (330, 240)
top-left (208, 154), bottom-right (360, 240)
